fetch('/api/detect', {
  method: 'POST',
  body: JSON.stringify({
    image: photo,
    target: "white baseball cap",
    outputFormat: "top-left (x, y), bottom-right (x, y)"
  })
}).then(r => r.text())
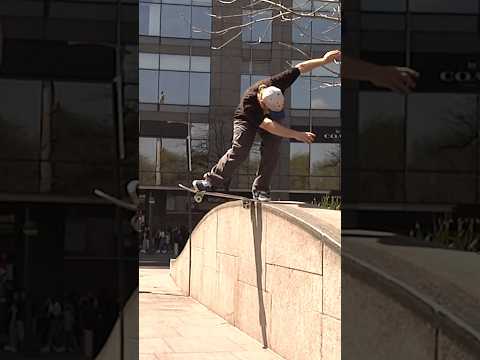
top-left (261, 86), bottom-right (285, 112)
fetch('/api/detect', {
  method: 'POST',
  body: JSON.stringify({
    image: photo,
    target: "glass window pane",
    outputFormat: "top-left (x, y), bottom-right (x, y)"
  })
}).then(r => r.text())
top-left (290, 143), bottom-right (309, 175)
top-left (251, 75), bottom-right (266, 83)
top-left (0, 79), bottom-right (41, 160)
top-left (359, 92), bottom-right (405, 170)
top-left (409, 0), bottom-right (478, 14)
top-left (161, 5), bottom-right (191, 38)
top-left (312, 62), bottom-right (340, 77)
top-left (139, 137), bottom-right (157, 171)
top-left (242, 13), bottom-right (252, 42)
top-left (161, 172), bottom-right (188, 186)
top-left (358, 172), bottom-right (405, 202)
top-left (190, 56), bottom-right (210, 72)
top-left (139, 53), bottom-right (159, 70)
top-left (191, 123), bottom-right (209, 139)
top-left (192, 0), bottom-right (211, 6)
top-left (124, 45), bottom-right (139, 84)
top-left (361, 14), bottom-right (406, 31)
top-left (251, 10), bottom-right (272, 42)
top-left (159, 54), bottom-right (189, 71)
top-left (191, 139), bottom-right (208, 173)
top-left (139, 3), bottom-right (149, 35)
top-left (139, 171), bottom-right (153, 186)
top-left (248, 140), bottom-right (261, 174)
top-left (361, 0), bottom-right (407, 12)
top-left (411, 15), bottom-right (477, 32)
top-left (51, 82), bottom-right (114, 162)
top-left (192, 6), bottom-right (212, 39)
top-left (311, 77), bottom-right (340, 109)
top-left (139, 70), bottom-right (159, 103)
top-left (0, 162), bottom-right (38, 193)
top-left (291, 77), bottom-right (311, 109)
top-left (140, 3), bottom-right (160, 36)
top-left (292, 18), bottom-right (311, 43)
top-left (309, 176), bottom-right (339, 191)
top-left (53, 164), bottom-right (115, 195)
top-left (163, 0), bottom-right (191, 5)
top-left (310, 143), bottom-right (340, 176)
top-left (290, 176), bottom-right (309, 190)
top-left (242, 10), bottom-right (272, 42)
top-left (159, 71), bottom-right (189, 104)
top-left (311, 17), bottom-right (341, 43)
top-left (292, 0), bottom-right (312, 11)
top-left (160, 138), bottom-right (187, 174)
top-left (406, 173), bottom-right (475, 203)
top-left (407, 94), bottom-right (477, 171)
top-left (313, 1), bottom-right (340, 12)
top-left (241, 75), bottom-right (250, 94)
top-left (189, 73), bottom-right (210, 105)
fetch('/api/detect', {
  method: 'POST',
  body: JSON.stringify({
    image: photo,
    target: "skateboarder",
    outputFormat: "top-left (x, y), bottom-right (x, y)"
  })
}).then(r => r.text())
top-left (192, 50), bottom-right (341, 201)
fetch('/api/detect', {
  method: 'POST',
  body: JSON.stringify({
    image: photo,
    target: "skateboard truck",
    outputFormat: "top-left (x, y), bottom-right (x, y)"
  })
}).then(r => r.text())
top-left (241, 199), bottom-right (251, 209)
top-left (180, 184), bottom-right (253, 209)
top-left (193, 192), bottom-right (205, 204)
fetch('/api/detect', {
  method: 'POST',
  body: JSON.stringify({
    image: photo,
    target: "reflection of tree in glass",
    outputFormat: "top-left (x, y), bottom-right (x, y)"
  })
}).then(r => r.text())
top-left (139, 154), bottom-right (155, 172)
top-left (160, 148), bottom-right (187, 172)
top-left (436, 106), bottom-right (478, 152)
top-left (290, 176), bottom-right (309, 190)
top-left (311, 146), bottom-right (340, 176)
top-left (290, 153), bottom-right (309, 175)
top-left (359, 115), bottom-right (404, 169)
top-left (191, 139), bottom-right (208, 173)
top-left (235, 140), bottom-right (261, 175)
top-left (409, 99), bottom-right (477, 170)
top-left (0, 114), bottom-right (37, 159)
top-left (158, 147), bottom-right (188, 186)
top-left (210, 116), bottom-right (228, 163)
top-left (248, 140), bottom-right (262, 174)
top-left (53, 101), bottom-right (114, 160)
top-left (139, 154), bottom-right (155, 185)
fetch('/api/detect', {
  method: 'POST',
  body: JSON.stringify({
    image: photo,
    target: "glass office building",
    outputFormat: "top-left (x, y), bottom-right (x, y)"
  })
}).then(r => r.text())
top-left (342, 0), bottom-right (480, 230)
top-left (139, 0), bottom-right (342, 229)
top-left (0, 1), bottom-right (138, 356)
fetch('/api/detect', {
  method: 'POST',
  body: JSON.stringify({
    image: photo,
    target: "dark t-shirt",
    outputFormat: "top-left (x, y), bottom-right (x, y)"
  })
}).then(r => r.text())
top-left (233, 67), bottom-right (301, 128)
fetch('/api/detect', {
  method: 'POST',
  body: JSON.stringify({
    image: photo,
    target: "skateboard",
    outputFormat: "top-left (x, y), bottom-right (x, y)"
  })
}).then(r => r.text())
top-left (178, 184), bottom-right (306, 209)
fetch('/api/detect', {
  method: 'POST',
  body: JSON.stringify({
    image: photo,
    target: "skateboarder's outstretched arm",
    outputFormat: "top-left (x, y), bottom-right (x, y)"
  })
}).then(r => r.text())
top-left (259, 118), bottom-right (315, 144)
top-left (342, 55), bottom-right (419, 94)
top-left (295, 50), bottom-right (341, 74)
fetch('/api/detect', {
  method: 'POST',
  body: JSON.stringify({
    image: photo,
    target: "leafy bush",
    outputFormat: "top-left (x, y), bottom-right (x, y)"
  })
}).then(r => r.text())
top-left (312, 195), bottom-right (341, 210)
top-left (409, 216), bottom-right (480, 253)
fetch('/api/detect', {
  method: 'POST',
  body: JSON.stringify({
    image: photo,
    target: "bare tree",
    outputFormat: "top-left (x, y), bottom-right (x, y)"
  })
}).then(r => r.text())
top-left (196, 0), bottom-right (341, 50)
top-left (187, 0), bottom-right (341, 83)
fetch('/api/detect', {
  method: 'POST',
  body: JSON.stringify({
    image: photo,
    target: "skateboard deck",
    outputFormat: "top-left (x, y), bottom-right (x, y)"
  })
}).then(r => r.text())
top-left (178, 184), bottom-right (306, 208)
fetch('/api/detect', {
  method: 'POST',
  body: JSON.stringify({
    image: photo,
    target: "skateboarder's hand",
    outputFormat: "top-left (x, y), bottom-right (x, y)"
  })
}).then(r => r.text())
top-left (322, 50), bottom-right (341, 64)
top-left (371, 66), bottom-right (419, 94)
top-left (295, 131), bottom-right (316, 144)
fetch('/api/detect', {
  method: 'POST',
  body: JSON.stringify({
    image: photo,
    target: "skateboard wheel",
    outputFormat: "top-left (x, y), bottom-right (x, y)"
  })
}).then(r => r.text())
top-left (194, 193), bottom-right (203, 203)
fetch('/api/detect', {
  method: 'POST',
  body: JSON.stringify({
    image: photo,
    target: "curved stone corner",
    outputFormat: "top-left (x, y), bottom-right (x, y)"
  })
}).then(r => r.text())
top-left (95, 289), bottom-right (139, 360)
top-left (342, 231), bottom-right (480, 360)
top-left (170, 201), bottom-right (341, 360)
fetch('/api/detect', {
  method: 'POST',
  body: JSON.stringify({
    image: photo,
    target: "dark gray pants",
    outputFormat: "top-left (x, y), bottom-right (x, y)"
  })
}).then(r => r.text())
top-left (204, 119), bottom-right (282, 192)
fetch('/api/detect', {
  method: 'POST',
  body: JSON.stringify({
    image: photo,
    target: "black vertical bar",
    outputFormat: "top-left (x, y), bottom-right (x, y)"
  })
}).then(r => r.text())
top-left (403, 0), bottom-right (411, 204)
top-left (113, 0), bottom-right (125, 353)
top-left (187, 117), bottom-right (193, 296)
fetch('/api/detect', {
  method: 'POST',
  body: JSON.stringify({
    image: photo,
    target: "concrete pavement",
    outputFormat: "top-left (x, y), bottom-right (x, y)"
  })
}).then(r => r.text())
top-left (140, 266), bottom-right (285, 360)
